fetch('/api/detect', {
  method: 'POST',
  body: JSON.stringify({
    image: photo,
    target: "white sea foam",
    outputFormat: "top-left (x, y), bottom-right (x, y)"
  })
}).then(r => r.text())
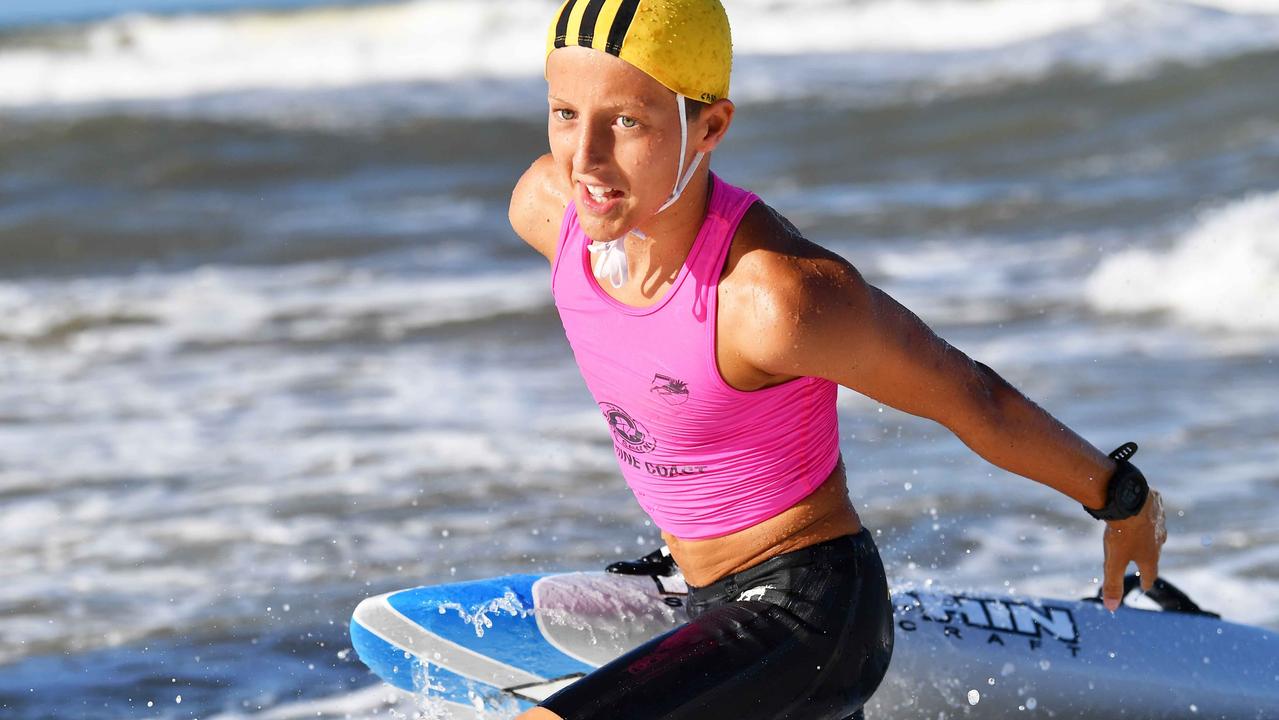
top-left (0, 333), bottom-right (610, 666)
top-left (1085, 191), bottom-right (1279, 333)
top-left (0, 252), bottom-right (617, 666)
top-left (204, 683), bottom-right (418, 719)
top-left (3, 0), bottom-right (1279, 117)
top-left (0, 260), bottom-right (551, 353)
top-left (0, 0), bottom-right (547, 109)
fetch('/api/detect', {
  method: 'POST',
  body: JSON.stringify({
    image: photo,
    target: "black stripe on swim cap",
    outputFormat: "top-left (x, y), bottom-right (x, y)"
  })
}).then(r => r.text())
top-left (553, 0), bottom-right (580, 49)
top-left (605, 0), bottom-right (640, 56)
top-left (577, 0), bottom-right (609, 48)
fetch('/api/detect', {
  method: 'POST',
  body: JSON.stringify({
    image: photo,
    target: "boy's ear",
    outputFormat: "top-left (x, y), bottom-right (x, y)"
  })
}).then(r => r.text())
top-left (697, 99), bottom-right (735, 153)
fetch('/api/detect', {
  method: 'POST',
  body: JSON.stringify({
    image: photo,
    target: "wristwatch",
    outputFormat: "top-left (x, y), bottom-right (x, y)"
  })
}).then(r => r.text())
top-left (1083, 442), bottom-right (1150, 521)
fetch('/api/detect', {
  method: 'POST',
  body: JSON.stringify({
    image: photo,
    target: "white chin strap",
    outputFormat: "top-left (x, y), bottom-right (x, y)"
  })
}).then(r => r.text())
top-left (657, 95), bottom-right (705, 214)
top-left (590, 94), bottom-right (704, 289)
top-left (588, 231), bottom-right (634, 289)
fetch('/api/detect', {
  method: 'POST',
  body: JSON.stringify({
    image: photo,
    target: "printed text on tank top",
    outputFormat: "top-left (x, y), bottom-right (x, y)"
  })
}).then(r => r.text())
top-left (550, 173), bottom-right (843, 541)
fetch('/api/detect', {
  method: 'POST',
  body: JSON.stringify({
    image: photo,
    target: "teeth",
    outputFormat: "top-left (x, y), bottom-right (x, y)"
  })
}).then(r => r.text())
top-left (586, 184), bottom-right (614, 199)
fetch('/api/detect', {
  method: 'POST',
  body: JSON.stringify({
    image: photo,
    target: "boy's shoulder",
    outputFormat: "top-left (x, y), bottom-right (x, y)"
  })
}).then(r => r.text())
top-left (718, 197), bottom-right (869, 365)
top-left (725, 198), bottom-right (860, 299)
top-left (509, 153), bottom-right (570, 262)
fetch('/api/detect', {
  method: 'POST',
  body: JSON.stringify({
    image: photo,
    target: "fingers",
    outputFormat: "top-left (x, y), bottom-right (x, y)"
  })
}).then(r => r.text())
top-left (1136, 491), bottom-right (1166, 592)
top-left (1135, 555), bottom-right (1159, 592)
top-left (1102, 490), bottom-right (1169, 607)
top-left (1149, 491), bottom-right (1168, 545)
top-left (1101, 527), bottom-right (1127, 612)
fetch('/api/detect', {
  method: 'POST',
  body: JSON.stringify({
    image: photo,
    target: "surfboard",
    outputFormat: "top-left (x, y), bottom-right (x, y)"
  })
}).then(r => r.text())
top-left (350, 571), bottom-right (1279, 719)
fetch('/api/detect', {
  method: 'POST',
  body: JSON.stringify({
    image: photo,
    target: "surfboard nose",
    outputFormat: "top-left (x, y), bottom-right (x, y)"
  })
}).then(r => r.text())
top-left (350, 593), bottom-right (418, 692)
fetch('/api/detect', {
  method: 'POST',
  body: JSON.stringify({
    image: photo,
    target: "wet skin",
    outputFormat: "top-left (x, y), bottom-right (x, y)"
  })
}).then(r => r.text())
top-left (528, 46), bottom-right (865, 587)
top-left (509, 43), bottom-right (1167, 720)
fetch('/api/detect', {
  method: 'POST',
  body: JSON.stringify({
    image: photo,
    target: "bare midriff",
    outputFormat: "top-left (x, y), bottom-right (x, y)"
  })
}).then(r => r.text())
top-left (663, 458), bottom-right (863, 588)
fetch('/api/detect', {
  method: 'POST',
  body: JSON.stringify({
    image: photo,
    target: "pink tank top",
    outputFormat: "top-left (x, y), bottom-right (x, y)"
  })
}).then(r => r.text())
top-left (551, 174), bottom-right (841, 540)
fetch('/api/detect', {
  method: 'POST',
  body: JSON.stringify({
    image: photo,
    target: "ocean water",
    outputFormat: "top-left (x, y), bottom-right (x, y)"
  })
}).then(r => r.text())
top-left (1, 0), bottom-right (1277, 717)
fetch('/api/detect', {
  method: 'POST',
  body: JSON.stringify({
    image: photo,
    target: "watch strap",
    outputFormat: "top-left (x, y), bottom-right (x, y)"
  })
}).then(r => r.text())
top-left (1083, 442), bottom-right (1150, 521)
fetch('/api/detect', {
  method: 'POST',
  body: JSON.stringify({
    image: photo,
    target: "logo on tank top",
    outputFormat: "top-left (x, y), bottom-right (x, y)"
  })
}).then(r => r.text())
top-left (599, 402), bottom-right (657, 454)
top-left (650, 373), bottom-right (690, 406)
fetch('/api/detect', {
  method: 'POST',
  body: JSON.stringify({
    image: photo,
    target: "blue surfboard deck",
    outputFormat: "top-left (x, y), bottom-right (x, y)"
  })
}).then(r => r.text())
top-left (351, 572), bottom-right (1279, 719)
top-left (352, 572), bottom-right (691, 715)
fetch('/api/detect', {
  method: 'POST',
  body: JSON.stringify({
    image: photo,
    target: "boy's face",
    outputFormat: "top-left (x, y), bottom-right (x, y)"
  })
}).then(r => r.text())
top-left (546, 46), bottom-right (700, 242)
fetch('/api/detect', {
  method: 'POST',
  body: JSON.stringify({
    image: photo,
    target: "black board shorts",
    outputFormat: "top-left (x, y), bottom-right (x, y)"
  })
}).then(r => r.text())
top-left (539, 529), bottom-right (895, 720)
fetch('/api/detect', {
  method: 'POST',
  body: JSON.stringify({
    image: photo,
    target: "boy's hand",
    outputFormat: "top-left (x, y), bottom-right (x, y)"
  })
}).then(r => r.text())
top-left (1101, 490), bottom-right (1168, 611)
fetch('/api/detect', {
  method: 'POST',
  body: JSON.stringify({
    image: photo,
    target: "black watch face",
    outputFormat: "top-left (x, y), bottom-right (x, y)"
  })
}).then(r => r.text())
top-left (1117, 476), bottom-right (1145, 513)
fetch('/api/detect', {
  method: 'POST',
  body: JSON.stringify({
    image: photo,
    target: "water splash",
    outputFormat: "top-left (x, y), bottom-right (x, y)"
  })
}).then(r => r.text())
top-left (410, 657), bottom-right (525, 720)
top-left (409, 661), bottom-right (453, 720)
top-left (435, 590), bottom-right (530, 638)
top-left (532, 605), bottom-right (603, 647)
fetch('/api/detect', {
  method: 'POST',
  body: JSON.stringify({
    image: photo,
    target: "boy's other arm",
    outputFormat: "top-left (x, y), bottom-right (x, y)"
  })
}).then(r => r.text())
top-left (509, 153), bottom-right (570, 263)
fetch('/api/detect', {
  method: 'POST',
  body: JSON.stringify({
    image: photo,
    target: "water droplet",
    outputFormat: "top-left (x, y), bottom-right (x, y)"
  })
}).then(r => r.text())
top-left (1026, 697), bottom-right (1037, 710)
top-left (967, 689), bottom-right (980, 705)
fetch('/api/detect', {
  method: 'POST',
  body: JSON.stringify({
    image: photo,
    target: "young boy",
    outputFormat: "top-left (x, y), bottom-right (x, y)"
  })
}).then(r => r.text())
top-left (508, 2), bottom-right (1166, 718)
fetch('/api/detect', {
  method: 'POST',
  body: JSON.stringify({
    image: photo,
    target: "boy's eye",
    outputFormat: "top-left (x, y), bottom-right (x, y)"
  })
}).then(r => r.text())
top-left (554, 109), bottom-right (576, 120)
top-left (617, 116), bottom-right (637, 128)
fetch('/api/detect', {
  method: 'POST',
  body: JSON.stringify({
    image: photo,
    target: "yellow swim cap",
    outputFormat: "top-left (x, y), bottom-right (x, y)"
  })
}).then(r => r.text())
top-left (545, 0), bottom-right (732, 103)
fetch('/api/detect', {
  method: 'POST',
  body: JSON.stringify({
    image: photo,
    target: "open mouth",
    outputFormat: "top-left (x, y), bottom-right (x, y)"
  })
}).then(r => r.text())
top-left (580, 182), bottom-right (624, 212)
